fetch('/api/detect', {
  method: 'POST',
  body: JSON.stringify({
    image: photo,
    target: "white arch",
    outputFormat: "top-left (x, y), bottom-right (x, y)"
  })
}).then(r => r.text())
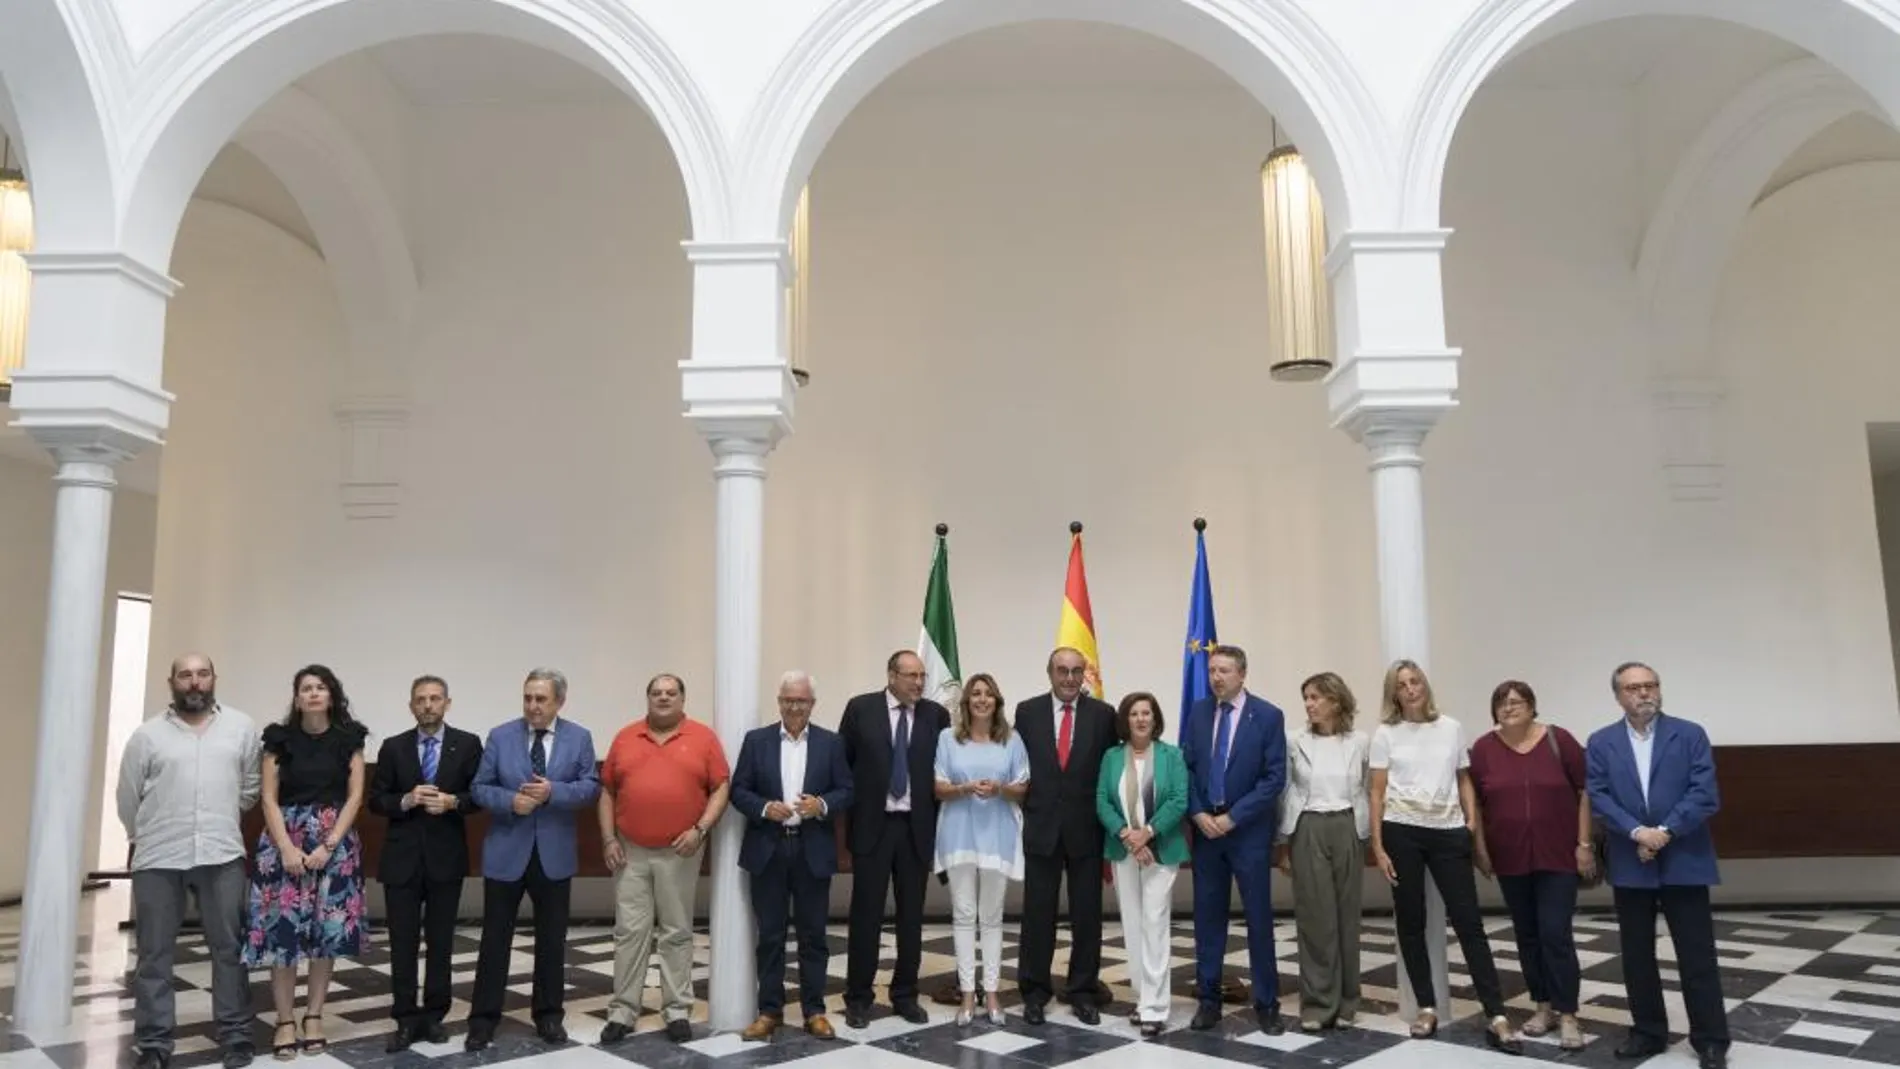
top-left (117, 0), bottom-right (729, 269)
top-left (234, 86), bottom-right (418, 374)
top-left (1401, 0), bottom-right (1900, 230)
top-left (734, 0), bottom-right (1392, 241)
top-left (0, 0), bottom-right (122, 247)
top-left (1637, 59), bottom-right (1879, 364)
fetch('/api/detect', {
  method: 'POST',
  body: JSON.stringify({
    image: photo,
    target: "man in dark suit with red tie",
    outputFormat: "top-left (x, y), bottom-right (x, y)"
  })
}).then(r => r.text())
top-left (1015, 647), bottom-right (1117, 1025)
top-left (368, 676), bottom-right (484, 1052)
top-left (837, 651), bottom-right (949, 1030)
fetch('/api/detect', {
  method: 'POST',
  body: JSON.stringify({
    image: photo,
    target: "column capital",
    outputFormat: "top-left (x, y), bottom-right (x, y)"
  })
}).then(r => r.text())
top-left (9, 369), bottom-right (170, 464)
top-left (1337, 404), bottom-right (1445, 461)
top-left (23, 250), bottom-right (180, 299)
top-left (1325, 228), bottom-right (1453, 275)
top-left (1327, 350), bottom-right (1459, 434)
top-left (680, 360), bottom-right (794, 437)
top-left (682, 239), bottom-right (791, 278)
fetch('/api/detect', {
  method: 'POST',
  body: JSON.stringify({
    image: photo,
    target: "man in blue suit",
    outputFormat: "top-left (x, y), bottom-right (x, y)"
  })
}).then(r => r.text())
top-left (1182, 645), bottom-right (1286, 1034)
top-left (1586, 662), bottom-right (1728, 1069)
top-left (730, 671), bottom-right (854, 1042)
top-left (464, 668), bottom-right (601, 1051)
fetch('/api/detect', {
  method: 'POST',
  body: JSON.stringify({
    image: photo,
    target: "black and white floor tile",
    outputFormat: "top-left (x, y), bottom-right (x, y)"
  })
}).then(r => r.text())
top-left (3, 894), bottom-right (1900, 1068)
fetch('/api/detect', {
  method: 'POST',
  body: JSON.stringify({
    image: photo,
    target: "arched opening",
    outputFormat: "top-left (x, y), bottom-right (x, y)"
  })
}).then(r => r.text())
top-left (759, 16), bottom-right (1382, 744)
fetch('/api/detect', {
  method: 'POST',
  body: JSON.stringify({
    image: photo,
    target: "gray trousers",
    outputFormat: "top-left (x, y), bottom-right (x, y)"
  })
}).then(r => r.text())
top-left (1290, 810), bottom-right (1364, 1023)
top-left (133, 860), bottom-right (253, 1052)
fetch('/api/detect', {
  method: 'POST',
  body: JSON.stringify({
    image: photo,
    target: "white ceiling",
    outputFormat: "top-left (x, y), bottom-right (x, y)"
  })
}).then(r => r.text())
top-left (882, 22), bottom-right (1232, 93)
top-left (194, 143), bottom-right (319, 248)
top-left (1488, 15), bottom-right (1804, 87)
top-left (1763, 112), bottom-right (1900, 202)
top-left (369, 35), bottom-right (624, 106)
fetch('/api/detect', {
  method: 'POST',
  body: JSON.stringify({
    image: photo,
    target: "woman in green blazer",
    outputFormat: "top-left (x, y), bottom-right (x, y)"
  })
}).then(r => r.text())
top-left (1096, 692), bottom-right (1190, 1035)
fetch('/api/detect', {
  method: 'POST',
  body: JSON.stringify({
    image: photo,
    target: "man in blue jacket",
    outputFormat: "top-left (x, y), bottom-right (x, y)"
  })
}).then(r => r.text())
top-left (464, 668), bottom-right (601, 1051)
top-left (730, 671), bottom-right (854, 1041)
top-left (1182, 645), bottom-right (1286, 1035)
top-left (1586, 662), bottom-right (1728, 1069)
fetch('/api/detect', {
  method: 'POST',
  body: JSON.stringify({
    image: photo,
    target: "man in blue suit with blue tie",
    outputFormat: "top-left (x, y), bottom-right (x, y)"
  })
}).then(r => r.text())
top-left (464, 668), bottom-right (601, 1052)
top-left (1183, 645), bottom-right (1286, 1035)
top-left (1586, 662), bottom-right (1728, 1069)
top-left (731, 671), bottom-right (854, 1042)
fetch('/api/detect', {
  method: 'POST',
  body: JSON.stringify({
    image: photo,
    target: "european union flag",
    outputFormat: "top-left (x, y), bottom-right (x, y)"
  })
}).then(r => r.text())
top-left (1179, 523), bottom-right (1217, 745)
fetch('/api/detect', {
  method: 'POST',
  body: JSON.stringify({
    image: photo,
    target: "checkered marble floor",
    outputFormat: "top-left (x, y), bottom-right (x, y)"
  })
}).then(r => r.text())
top-left (2, 892), bottom-right (1899, 1069)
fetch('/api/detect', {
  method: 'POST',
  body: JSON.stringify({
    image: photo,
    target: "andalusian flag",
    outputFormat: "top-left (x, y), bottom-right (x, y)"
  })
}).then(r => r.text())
top-left (1055, 524), bottom-right (1104, 698)
top-left (917, 527), bottom-right (962, 707)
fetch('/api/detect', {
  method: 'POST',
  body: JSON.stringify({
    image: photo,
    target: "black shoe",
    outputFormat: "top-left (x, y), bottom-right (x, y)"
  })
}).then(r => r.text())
top-left (422, 1022), bottom-right (448, 1045)
top-left (1074, 1004), bottom-right (1100, 1026)
top-left (665, 1020), bottom-right (692, 1043)
top-left (536, 1020), bottom-right (568, 1046)
top-left (1697, 1047), bottom-right (1729, 1069)
top-left (1191, 1004), bottom-right (1222, 1031)
top-left (220, 1044), bottom-right (253, 1069)
top-left (1023, 1002), bottom-right (1047, 1025)
top-left (844, 1006), bottom-right (869, 1030)
top-left (464, 1026), bottom-right (494, 1053)
top-left (384, 1029), bottom-right (412, 1055)
top-left (894, 1002), bottom-right (929, 1025)
top-left (1614, 1035), bottom-right (1668, 1060)
top-left (134, 1049), bottom-right (170, 1069)
top-left (599, 1022), bottom-right (633, 1044)
top-left (1256, 1008), bottom-right (1285, 1036)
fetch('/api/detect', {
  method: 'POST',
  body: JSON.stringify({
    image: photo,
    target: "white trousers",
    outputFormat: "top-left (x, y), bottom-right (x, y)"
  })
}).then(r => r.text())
top-left (1112, 856), bottom-right (1178, 1024)
top-left (947, 863), bottom-right (1007, 992)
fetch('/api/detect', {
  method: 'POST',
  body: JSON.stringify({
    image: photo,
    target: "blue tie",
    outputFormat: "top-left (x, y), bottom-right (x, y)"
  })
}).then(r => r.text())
top-left (889, 707), bottom-right (911, 801)
top-left (1211, 701), bottom-right (1235, 807)
top-left (420, 735), bottom-right (439, 784)
top-left (532, 729), bottom-right (549, 778)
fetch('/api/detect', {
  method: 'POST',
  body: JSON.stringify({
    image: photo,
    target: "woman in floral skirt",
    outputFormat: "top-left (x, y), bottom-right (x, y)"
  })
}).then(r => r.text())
top-left (246, 664), bottom-right (369, 1059)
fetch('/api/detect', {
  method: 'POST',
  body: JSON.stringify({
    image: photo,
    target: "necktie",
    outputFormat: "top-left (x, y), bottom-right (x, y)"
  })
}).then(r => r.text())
top-left (889, 707), bottom-right (911, 801)
top-left (531, 728), bottom-right (549, 778)
top-left (1057, 702), bottom-right (1075, 770)
top-left (420, 735), bottom-right (439, 784)
top-left (1211, 701), bottom-right (1235, 807)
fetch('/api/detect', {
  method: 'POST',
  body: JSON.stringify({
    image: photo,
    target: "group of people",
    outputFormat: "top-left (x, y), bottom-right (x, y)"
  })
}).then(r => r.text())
top-left (114, 646), bottom-right (1732, 1069)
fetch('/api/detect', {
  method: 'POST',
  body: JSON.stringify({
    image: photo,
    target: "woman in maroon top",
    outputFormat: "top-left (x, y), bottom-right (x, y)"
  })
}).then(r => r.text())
top-left (1469, 680), bottom-right (1596, 1051)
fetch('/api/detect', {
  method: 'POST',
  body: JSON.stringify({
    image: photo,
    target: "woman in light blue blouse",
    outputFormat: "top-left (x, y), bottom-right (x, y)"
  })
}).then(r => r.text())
top-left (933, 673), bottom-right (1030, 1027)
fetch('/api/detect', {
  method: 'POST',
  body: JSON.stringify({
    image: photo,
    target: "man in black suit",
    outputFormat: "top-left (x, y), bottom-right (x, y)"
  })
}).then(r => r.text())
top-left (838, 650), bottom-right (949, 1029)
top-left (368, 675), bottom-right (484, 1052)
top-left (1015, 647), bottom-right (1117, 1025)
top-left (731, 671), bottom-right (855, 1042)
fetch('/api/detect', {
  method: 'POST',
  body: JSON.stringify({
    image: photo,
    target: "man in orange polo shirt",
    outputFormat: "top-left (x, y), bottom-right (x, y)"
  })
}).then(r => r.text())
top-left (597, 674), bottom-right (731, 1044)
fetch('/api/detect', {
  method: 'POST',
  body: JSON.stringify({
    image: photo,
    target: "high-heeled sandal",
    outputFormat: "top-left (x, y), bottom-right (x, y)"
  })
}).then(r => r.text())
top-left (1484, 1016), bottom-right (1523, 1056)
top-left (1410, 1008), bottom-right (1438, 1039)
top-left (271, 1021), bottom-right (300, 1061)
top-left (300, 1014), bottom-right (327, 1055)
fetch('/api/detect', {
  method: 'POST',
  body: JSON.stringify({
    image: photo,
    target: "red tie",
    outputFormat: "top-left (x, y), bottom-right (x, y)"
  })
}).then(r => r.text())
top-left (1057, 702), bottom-right (1074, 769)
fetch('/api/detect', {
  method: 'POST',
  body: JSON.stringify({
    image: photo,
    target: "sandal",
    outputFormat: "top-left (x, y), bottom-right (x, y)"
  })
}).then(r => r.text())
top-left (271, 1021), bottom-right (300, 1061)
top-left (1410, 1008), bottom-right (1438, 1039)
top-left (1484, 1015), bottom-right (1523, 1056)
top-left (1521, 1007), bottom-right (1554, 1037)
top-left (1559, 1015), bottom-right (1585, 1050)
top-left (300, 1015), bottom-right (326, 1055)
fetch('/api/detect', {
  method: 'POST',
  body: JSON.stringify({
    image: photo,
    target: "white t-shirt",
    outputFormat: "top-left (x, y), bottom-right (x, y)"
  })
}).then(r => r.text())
top-left (1369, 716), bottom-right (1469, 830)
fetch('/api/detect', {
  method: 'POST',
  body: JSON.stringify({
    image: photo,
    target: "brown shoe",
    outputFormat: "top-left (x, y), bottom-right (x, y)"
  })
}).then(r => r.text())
top-left (741, 1015), bottom-right (781, 1042)
top-left (804, 1015), bottom-right (836, 1040)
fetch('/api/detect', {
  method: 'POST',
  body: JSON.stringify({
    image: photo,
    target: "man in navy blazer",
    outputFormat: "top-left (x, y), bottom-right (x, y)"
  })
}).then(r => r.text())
top-left (464, 668), bottom-right (601, 1051)
top-left (1182, 645), bottom-right (1287, 1035)
top-left (730, 671), bottom-right (855, 1041)
top-left (1586, 662), bottom-right (1728, 1069)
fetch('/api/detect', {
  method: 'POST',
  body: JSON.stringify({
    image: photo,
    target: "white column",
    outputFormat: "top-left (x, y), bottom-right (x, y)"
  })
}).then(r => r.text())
top-left (681, 239), bottom-right (796, 1033)
top-left (15, 447), bottom-right (123, 1036)
top-left (1326, 231), bottom-right (1459, 1022)
top-left (705, 435), bottom-right (776, 1031)
top-left (7, 252), bottom-right (174, 1038)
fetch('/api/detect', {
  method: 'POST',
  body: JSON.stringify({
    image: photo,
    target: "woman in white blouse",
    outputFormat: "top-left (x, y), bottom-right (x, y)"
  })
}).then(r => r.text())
top-left (1274, 672), bottom-right (1369, 1033)
top-left (1368, 660), bottom-right (1522, 1055)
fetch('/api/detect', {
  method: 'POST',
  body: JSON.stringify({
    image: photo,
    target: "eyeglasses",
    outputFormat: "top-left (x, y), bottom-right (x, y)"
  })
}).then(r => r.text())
top-left (1052, 666), bottom-right (1088, 678)
top-left (778, 698), bottom-right (814, 707)
top-left (1620, 681), bottom-right (1660, 694)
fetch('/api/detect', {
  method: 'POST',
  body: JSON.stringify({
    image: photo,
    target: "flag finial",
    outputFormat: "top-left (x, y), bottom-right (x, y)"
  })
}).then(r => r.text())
top-left (935, 522), bottom-right (948, 536)
top-left (1070, 520), bottom-right (1083, 535)
top-left (1193, 517), bottom-right (1207, 532)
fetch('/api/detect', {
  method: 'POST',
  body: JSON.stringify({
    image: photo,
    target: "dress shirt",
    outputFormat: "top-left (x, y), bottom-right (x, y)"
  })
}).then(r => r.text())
top-left (1300, 734), bottom-right (1355, 813)
top-left (116, 705), bottom-right (262, 871)
top-left (527, 718), bottom-right (558, 759)
top-left (1212, 690), bottom-right (1250, 772)
top-left (886, 690), bottom-right (912, 813)
top-left (1626, 716), bottom-right (1656, 833)
top-left (780, 724), bottom-right (810, 826)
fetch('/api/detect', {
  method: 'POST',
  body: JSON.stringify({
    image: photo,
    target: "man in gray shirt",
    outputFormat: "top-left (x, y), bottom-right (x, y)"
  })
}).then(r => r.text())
top-left (117, 653), bottom-right (262, 1069)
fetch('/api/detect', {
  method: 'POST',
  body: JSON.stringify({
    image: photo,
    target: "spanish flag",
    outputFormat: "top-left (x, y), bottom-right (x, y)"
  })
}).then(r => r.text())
top-left (1055, 523), bottom-right (1104, 698)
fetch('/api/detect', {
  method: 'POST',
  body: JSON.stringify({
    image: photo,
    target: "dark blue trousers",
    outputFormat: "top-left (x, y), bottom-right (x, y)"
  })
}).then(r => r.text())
top-left (1191, 832), bottom-right (1278, 1008)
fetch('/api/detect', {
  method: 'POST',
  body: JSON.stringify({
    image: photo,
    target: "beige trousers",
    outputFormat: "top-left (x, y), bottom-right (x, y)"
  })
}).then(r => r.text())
top-left (607, 838), bottom-right (702, 1025)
